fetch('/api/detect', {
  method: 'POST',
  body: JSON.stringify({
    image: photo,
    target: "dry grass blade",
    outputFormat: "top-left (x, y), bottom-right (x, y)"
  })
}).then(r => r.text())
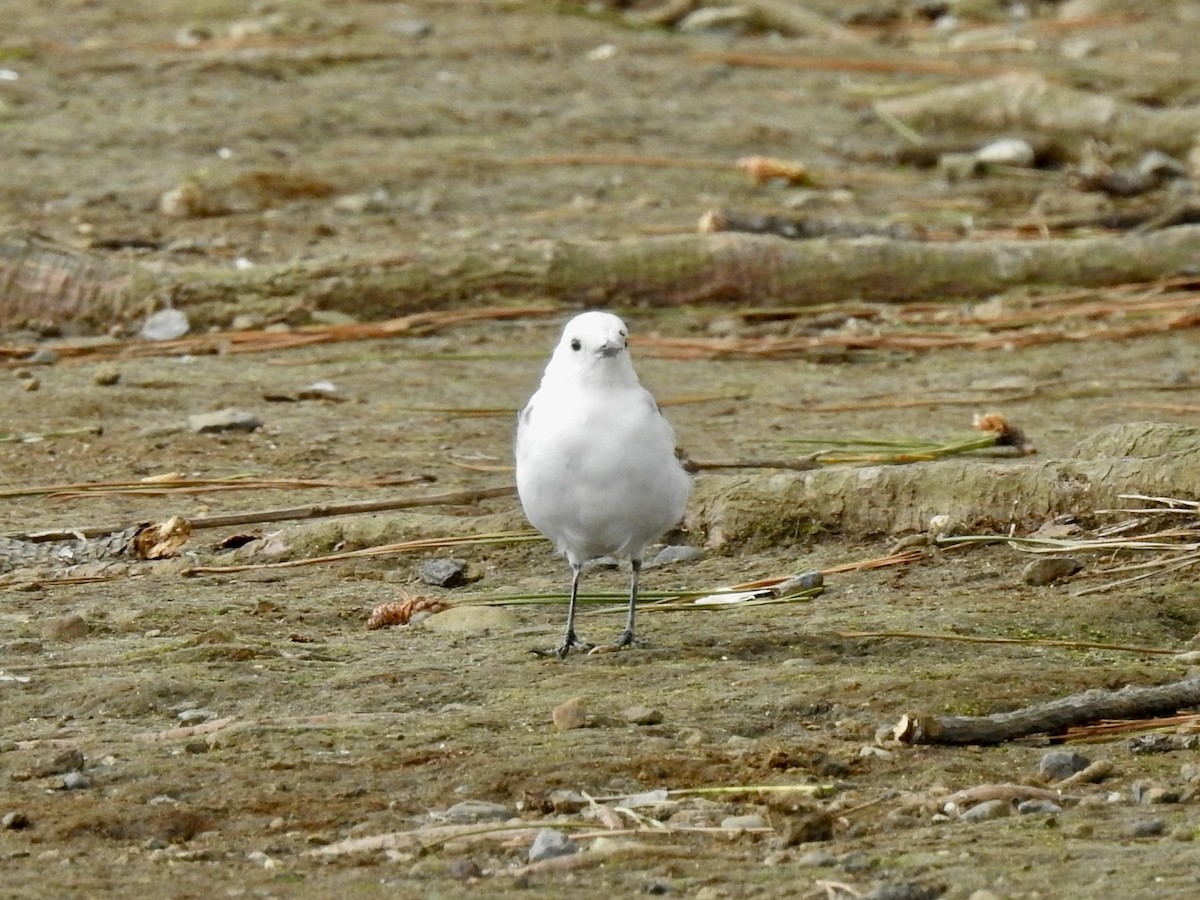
top-left (180, 530), bottom-right (540, 576)
top-left (835, 630), bottom-right (1179, 656)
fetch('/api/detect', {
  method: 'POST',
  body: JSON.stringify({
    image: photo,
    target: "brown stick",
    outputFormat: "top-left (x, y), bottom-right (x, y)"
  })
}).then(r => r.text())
top-left (9, 484), bottom-right (517, 542)
top-left (893, 676), bottom-right (1200, 745)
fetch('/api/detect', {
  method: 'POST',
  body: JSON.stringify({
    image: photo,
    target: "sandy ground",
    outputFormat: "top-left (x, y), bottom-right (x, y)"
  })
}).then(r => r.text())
top-left (4, 2), bottom-right (1200, 898)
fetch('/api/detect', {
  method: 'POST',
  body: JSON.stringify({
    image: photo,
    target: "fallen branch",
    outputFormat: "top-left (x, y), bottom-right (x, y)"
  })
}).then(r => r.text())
top-left (8, 484), bottom-right (516, 542)
top-left (877, 72), bottom-right (1200, 157)
top-left (893, 676), bottom-right (1200, 745)
top-left (10, 227), bottom-right (1200, 333)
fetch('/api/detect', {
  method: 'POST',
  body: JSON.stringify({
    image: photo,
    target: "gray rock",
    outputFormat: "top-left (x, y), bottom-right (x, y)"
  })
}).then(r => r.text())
top-left (1038, 750), bottom-right (1092, 781)
top-left (443, 800), bottom-right (513, 824)
top-left (528, 827), bottom-right (578, 862)
top-left (1016, 799), bottom-right (1063, 815)
top-left (140, 308), bottom-right (191, 341)
top-left (419, 558), bottom-right (470, 588)
top-left (720, 814), bottom-right (767, 830)
top-left (1130, 818), bottom-right (1166, 838)
top-left (1133, 781), bottom-right (1181, 805)
top-left (796, 849), bottom-right (838, 867)
top-left (189, 408), bottom-right (262, 434)
top-left (1021, 556), bottom-right (1083, 586)
top-left (647, 545), bottom-right (704, 568)
top-left (960, 799), bottom-right (1011, 823)
top-left (60, 771), bottom-right (90, 790)
top-left (622, 704), bottom-right (663, 726)
top-left (176, 708), bottom-right (216, 724)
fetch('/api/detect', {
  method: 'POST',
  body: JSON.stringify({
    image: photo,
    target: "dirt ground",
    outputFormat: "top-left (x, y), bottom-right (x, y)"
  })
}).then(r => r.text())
top-left (5, 2), bottom-right (1200, 898)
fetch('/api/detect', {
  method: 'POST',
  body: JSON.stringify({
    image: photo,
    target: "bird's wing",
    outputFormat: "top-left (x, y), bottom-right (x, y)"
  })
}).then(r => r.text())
top-left (514, 397), bottom-right (534, 456)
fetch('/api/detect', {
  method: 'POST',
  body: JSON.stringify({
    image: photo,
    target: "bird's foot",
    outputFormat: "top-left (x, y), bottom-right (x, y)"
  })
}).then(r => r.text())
top-left (531, 631), bottom-right (594, 659)
top-left (587, 629), bottom-right (645, 655)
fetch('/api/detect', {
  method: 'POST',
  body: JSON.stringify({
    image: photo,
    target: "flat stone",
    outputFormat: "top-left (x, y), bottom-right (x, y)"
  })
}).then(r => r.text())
top-left (422, 605), bottom-right (516, 636)
top-left (442, 800), bottom-right (512, 824)
top-left (528, 827), bottom-right (578, 862)
top-left (419, 557), bottom-right (470, 588)
top-left (622, 704), bottom-right (663, 726)
top-left (1038, 749), bottom-right (1092, 781)
top-left (1017, 799), bottom-right (1063, 815)
top-left (1130, 818), bottom-right (1166, 838)
top-left (647, 545), bottom-right (704, 568)
top-left (60, 771), bottom-right (90, 790)
top-left (189, 408), bottom-right (262, 434)
top-left (720, 814), bottom-right (767, 831)
top-left (552, 696), bottom-right (588, 731)
top-left (1022, 556), bottom-right (1083, 586)
top-left (140, 308), bottom-right (191, 341)
top-left (961, 799), bottom-right (1011, 823)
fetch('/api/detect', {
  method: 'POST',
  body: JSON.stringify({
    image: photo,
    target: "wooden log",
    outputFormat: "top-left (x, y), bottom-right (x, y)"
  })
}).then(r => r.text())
top-left (893, 677), bottom-right (1200, 745)
top-left (8, 225), bottom-right (1200, 331)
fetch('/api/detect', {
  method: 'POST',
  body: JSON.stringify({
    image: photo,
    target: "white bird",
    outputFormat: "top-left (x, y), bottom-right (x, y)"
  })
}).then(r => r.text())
top-left (515, 311), bottom-right (692, 658)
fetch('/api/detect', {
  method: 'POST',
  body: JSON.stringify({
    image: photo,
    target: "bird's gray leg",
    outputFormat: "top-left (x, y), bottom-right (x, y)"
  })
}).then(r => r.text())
top-left (556, 562), bottom-right (589, 658)
top-left (614, 558), bottom-right (643, 649)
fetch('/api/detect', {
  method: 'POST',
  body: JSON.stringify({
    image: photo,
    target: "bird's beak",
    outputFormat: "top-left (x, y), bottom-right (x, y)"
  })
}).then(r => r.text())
top-left (597, 340), bottom-right (625, 358)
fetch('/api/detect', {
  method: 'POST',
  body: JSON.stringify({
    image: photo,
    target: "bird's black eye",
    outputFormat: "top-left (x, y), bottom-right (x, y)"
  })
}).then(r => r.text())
top-left (570, 338), bottom-right (581, 351)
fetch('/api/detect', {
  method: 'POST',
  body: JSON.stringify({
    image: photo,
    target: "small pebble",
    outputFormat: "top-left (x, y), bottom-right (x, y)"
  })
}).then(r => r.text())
top-left (2, 812), bottom-right (31, 830)
top-left (442, 800), bottom-right (513, 824)
top-left (140, 308), bottom-right (191, 341)
top-left (446, 858), bottom-right (481, 879)
top-left (60, 771), bottom-right (90, 790)
top-left (795, 849), bottom-right (838, 867)
top-left (1016, 799), bottom-right (1062, 815)
top-left (188, 408), bottom-right (262, 434)
top-left (93, 364), bottom-right (121, 386)
top-left (976, 137), bottom-right (1036, 167)
top-left (552, 696), bottom-right (588, 732)
top-left (527, 827), bottom-right (578, 862)
top-left (40, 613), bottom-right (89, 641)
top-left (622, 705), bottom-right (663, 726)
top-left (388, 19), bottom-right (434, 38)
top-left (22, 378), bottom-right (39, 392)
top-left (548, 789), bottom-right (586, 813)
top-left (1039, 749), bottom-right (1091, 781)
top-left (419, 558), bottom-right (470, 588)
top-left (1022, 556), bottom-right (1083, 586)
top-left (960, 799), bottom-right (1011, 823)
top-left (1132, 782), bottom-right (1180, 805)
top-left (176, 708), bottom-right (216, 724)
top-left (720, 814), bottom-right (767, 831)
top-left (1130, 818), bottom-right (1166, 838)
top-left (647, 545), bottom-right (704, 568)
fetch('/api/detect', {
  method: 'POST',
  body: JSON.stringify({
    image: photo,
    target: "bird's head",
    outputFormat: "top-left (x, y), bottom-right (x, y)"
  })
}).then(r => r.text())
top-left (543, 311), bottom-right (637, 384)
